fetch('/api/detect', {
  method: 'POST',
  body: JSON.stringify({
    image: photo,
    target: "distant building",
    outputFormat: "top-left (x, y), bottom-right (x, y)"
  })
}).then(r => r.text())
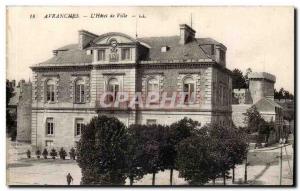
top-left (8, 80), bottom-right (32, 142)
top-left (232, 72), bottom-right (284, 143)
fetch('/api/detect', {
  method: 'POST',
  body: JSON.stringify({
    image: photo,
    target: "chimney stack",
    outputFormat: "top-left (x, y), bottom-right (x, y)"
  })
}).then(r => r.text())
top-left (179, 24), bottom-right (196, 45)
top-left (78, 30), bottom-right (98, 50)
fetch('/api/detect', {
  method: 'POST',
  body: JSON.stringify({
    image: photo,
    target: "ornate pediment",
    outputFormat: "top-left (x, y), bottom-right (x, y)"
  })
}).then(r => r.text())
top-left (92, 32), bottom-right (136, 45)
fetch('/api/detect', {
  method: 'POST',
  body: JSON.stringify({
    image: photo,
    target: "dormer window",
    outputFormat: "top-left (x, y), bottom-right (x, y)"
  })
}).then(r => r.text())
top-left (121, 48), bottom-right (131, 60)
top-left (220, 50), bottom-right (225, 62)
top-left (161, 46), bottom-right (170, 52)
top-left (97, 49), bottom-right (105, 61)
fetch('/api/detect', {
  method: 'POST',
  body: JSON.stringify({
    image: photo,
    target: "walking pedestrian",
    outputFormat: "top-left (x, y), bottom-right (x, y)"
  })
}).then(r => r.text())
top-left (66, 173), bottom-right (73, 185)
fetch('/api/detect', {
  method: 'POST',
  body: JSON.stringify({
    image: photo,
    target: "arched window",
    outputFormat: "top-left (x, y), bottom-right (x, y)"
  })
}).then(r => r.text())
top-left (75, 79), bottom-right (85, 103)
top-left (147, 78), bottom-right (159, 94)
top-left (46, 79), bottom-right (55, 102)
top-left (183, 77), bottom-right (195, 103)
top-left (107, 78), bottom-right (119, 102)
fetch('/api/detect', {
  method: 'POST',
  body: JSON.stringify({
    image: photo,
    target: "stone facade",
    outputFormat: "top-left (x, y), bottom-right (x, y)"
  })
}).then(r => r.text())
top-left (31, 24), bottom-right (232, 150)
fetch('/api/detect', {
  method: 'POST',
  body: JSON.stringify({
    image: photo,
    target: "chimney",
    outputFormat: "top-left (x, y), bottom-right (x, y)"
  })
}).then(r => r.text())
top-left (78, 30), bottom-right (98, 50)
top-left (179, 24), bottom-right (196, 45)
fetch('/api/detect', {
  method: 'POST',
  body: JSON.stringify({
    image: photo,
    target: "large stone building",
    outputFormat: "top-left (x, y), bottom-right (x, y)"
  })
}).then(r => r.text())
top-left (30, 24), bottom-right (232, 150)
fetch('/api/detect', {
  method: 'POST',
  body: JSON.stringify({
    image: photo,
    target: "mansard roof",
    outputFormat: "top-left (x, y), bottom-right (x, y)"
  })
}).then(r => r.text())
top-left (34, 32), bottom-right (225, 67)
top-left (36, 44), bottom-right (93, 66)
top-left (137, 36), bottom-right (212, 61)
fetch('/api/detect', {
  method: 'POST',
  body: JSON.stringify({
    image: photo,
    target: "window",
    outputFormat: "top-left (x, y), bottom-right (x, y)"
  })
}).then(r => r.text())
top-left (147, 119), bottom-right (157, 125)
top-left (147, 78), bottom-right (159, 93)
top-left (121, 48), bottom-right (130, 60)
top-left (98, 49), bottom-right (105, 61)
top-left (46, 118), bottom-right (54, 136)
top-left (220, 50), bottom-right (225, 62)
top-left (75, 119), bottom-right (84, 136)
top-left (107, 78), bottom-right (119, 102)
top-left (183, 77), bottom-right (195, 103)
top-left (46, 80), bottom-right (55, 102)
top-left (211, 45), bottom-right (215, 55)
top-left (45, 140), bottom-right (53, 147)
top-left (75, 79), bottom-right (85, 103)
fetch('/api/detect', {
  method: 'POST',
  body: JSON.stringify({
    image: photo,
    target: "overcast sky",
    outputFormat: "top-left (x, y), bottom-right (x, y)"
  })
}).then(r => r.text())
top-left (7, 6), bottom-right (294, 92)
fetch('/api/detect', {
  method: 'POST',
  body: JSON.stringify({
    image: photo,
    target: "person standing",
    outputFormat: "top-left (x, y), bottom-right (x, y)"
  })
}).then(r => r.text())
top-left (66, 173), bottom-right (73, 186)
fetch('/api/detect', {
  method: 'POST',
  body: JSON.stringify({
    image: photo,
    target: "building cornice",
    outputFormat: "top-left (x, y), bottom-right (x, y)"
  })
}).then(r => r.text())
top-left (31, 60), bottom-right (232, 75)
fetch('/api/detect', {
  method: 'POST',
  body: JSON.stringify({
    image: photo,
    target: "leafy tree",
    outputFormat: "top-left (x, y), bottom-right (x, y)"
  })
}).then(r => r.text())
top-left (77, 115), bottom-right (128, 185)
top-left (50, 149), bottom-right (58, 159)
top-left (244, 106), bottom-right (265, 133)
top-left (128, 124), bottom-right (168, 185)
top-left (244, 106), bottom-right (273, 143)
top-left (126, 124), bottom-right (148, 185)
top-left (232, 69), bottom-right (247, 89)
top-left (166, 117), bottom-right (199, 185)
top-left (275, 88), bottom-right (294, 100)
top-left (176, 123), bottom-right (248, 185)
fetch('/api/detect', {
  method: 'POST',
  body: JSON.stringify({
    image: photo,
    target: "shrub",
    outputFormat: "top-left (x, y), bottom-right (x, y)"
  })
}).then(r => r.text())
top-left (50, 149), bottom-right (57, 159)
top-left (42, 149), bottom-right (48, 159)
top-left (59, 148), bottom-right (67, 160)
top-left (26, 150), bottom-right (31, 159)
top-left (35, 149), bottom-right (41, 159)
top-left (69, 148), bottom-right (76, 160)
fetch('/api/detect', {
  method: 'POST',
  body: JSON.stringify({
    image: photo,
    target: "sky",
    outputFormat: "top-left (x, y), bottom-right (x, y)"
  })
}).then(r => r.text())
top-left (6, 6), bottom-right (294, 92)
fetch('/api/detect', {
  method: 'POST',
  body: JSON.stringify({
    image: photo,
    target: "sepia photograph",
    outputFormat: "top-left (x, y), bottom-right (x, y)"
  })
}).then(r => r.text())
top-left (5, 6), bottom-right (295, 186)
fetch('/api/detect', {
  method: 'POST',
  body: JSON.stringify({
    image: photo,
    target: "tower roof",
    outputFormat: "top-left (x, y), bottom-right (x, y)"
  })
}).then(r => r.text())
top-left (248, 72), bottom-right (276, 83)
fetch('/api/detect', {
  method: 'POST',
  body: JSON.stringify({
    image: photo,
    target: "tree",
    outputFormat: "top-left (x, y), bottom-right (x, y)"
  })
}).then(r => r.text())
top-left (176, 124), bottom-right (248, 185)
top-left (126, 124), bottom-right (148, 185)
top-left (232, 69), bottom-right (247, 89)
top-left (77, 115), bottom-right (128, 185)
top-left (274, 88), bottom-right (294, 100)
top-left (244, 106), bottom-right (272, 143)
top-left (127, 124), bottom-right (168, 185)
top-left (166, 117), bottom-right (199, 185)
top-left (244, 106), bottom-right (265, 133)
top-left (176, 130), bottom-right (219, 185)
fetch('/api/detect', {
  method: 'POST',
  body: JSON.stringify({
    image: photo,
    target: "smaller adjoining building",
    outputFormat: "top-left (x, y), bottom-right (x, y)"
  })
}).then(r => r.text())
top-left (8, 80), bottom-right (32, 143)
top-left (232, 72), bottom-right (284, 144)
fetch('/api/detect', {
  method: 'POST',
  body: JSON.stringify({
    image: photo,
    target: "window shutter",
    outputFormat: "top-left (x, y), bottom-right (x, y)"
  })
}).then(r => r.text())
top-left (75, 84), bottom-right (80, 103)
top-left (80, 84), bottom-right (85, 102)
